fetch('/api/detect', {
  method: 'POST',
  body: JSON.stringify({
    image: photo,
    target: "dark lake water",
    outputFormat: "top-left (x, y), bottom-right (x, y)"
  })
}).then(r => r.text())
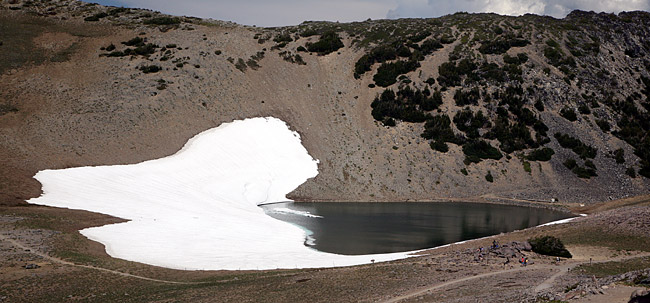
top-left (261, 202), bottom-right (572, 255)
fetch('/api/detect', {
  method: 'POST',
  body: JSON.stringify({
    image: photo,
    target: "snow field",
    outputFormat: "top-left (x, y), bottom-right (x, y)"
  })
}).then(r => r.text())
top-left (28, 117), bottom-right (414, 270)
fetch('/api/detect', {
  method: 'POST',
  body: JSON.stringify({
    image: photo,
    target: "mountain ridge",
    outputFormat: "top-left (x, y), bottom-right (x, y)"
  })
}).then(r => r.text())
top-left (1, 0), bottom-right (649, 205)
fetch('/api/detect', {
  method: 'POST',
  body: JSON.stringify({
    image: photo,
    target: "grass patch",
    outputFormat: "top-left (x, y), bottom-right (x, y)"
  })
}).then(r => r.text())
top-left (0, 14), bottom-right (106, 74)
top-left (575, 256), bottom-right (650, 278)
top-left (559, 227), bottom-right (650, 252)
top-left (50, 42), bottom-right (80, 63)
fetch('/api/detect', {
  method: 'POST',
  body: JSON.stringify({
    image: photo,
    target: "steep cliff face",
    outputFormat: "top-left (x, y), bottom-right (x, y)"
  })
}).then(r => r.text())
top-left (1, 1), bottom-right (649, 205)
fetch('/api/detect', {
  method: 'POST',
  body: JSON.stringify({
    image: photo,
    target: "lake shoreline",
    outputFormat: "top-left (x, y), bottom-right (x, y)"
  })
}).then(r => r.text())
top-left (292, 196), bottom-right (577, 215)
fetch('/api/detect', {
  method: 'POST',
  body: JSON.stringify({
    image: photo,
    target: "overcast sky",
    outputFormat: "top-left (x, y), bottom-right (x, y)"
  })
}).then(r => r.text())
top-left (91, 0), bottom-right (650, 27)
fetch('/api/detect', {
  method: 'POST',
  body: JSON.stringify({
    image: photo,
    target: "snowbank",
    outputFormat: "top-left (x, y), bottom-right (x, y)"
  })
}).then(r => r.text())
top-left (27, 117), bottom-right (414, 270)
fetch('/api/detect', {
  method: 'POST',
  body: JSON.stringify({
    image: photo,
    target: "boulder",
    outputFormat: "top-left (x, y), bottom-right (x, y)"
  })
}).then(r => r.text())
top-left (629, 289), bottom-right (650, 303)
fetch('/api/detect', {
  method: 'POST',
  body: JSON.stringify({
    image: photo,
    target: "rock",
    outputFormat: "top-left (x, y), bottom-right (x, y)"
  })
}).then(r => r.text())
top-left (24, 263), bottom-right (40, 269)
top-left (629, 289), bottom-right (650, 303)
top-left (511, 241), bottom-right (532, 251)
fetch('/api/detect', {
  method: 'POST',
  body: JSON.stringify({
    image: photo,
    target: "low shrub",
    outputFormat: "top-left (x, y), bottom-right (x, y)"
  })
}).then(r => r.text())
top-left (144, 17), bottom-right (181, 25)
top-left (462, 140), bottom-right (502, 164)
top-left (273, 33), bottom-right (292, 43)
top-left (478, 35), bottom-right (530, 54)
top-left (485, 171), bottom-right (494, 182)
top-left (454, 88), bottom-right (480, 106)
top-left (422, 114), bottom-right (462, 152)
top-left (306, 31), bottom-right (343, 55)
top-left (527, 147), bottom-right (555, 161)
top-left (373, 60), bottom-right (420, 87)
top-left (626, 167), bottom-right (637, 178)
top-left (529, 236), bottom-right (572, 258)
top-left (614, 148), bottom-right (625, 164)
top-left (437, 59), bottom-right (476, 87)
top-left (122, 37), bottom-right (144, 46)
top-left (453, 108), bottom-right (489, 138)
top-left (84, 12), bottom-right (108, 22)
top-left (503, 53), bottom-right (528, 65)
top-left (560, 107), bottom-right (577, 121)
top-left (139, 65), bottom-right (160, 73)
top-left (554, 133), bottom-right (597, 159)
top-left (235, 58), bottom-right (247, 72)
top-left (595, 119), bottom-right (610, 132)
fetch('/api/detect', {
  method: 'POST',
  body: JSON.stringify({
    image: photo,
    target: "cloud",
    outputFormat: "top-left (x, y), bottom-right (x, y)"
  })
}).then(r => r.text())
top-left (93, 0), bottom-right (395, 27)
top-left (387, 0), bottom-right (650, 19)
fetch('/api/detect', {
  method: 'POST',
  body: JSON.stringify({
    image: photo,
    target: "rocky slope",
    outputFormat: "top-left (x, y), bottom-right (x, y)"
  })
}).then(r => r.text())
top-left (1, 0), bottom-right (649, 205)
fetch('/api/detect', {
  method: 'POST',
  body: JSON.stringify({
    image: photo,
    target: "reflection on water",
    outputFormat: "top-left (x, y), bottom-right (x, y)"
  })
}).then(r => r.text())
top-left (261, 202), bottom-right (572, 255)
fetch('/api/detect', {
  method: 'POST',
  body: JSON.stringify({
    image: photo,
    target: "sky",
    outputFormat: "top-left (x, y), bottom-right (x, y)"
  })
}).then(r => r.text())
top-left (91, 0), bottom-right (650, 27)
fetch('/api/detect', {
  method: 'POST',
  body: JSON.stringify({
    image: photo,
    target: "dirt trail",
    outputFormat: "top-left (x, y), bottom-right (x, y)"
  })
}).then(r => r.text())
top-left (533, 263), bottom-right (575, 293)
top-left (534, 251), bottom-right (650, 293)
top-left (381, 264), bottom-right (552, 303)
top-left (0, 233), bottom-right (198, 285)
top-left (384, 251), bottom-right (650, 303)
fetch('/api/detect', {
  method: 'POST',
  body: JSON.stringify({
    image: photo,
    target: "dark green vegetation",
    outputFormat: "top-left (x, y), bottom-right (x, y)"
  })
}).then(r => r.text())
top-left (0, 104), bottom-right (18, 116)
top-left (102, 36), bottom-right (159, 58)
top-left (305, 31), bottom-right (343, 55)
top-left (528, 236), bottom-right (572, 258)
top-left (477, 34), bottom-right (529, 54)
top-left (559, 107), bottom-right (577, 121)
top-left (139, 65), bottom-right (161, 74)
top-left (295, 10), bottom-right (649, 179)
top-left (463, 140), bottom-right (502, 164)
top-left (485, 171), bottom-right (494, 182)
top-left (554, 133), bottom-right (597, 159)
top-left (527, 148), bottom-right (555, 161)
top-left (373, 60), bottom-right (420, 87)
top-left (84, 12), bottom-right (108, 22)
top-left (143, 17), bottom-right (181, 25)
top-left (371, 88), bottom-right (431, 124)
top-left (421, 115), bottom-right (460, 152)
top-left (563, 158), bottom-right (598, 178)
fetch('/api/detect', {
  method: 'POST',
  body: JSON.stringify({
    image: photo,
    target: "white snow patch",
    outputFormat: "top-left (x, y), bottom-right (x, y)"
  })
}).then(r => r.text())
top-left (537, 217), bottom-right (579, 227)
top-left (27, 117), bottom-right (415, 270)
top-left (268, 207), bottom-right (323, 218)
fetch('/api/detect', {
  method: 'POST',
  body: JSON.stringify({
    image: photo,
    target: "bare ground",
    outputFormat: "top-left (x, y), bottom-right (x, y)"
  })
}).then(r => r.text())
top-left (1, 196), bottom-right (648, 302)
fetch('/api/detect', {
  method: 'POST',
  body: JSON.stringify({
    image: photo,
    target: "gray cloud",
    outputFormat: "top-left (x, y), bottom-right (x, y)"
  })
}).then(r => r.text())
top-left (102, 0), bottom-right (396, 27)
top-left (387, 0), bottom-right (650, 19)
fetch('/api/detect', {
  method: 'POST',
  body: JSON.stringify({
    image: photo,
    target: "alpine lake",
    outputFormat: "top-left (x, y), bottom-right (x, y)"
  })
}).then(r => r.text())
top-left (261, 202), bottom-right (572, 255)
